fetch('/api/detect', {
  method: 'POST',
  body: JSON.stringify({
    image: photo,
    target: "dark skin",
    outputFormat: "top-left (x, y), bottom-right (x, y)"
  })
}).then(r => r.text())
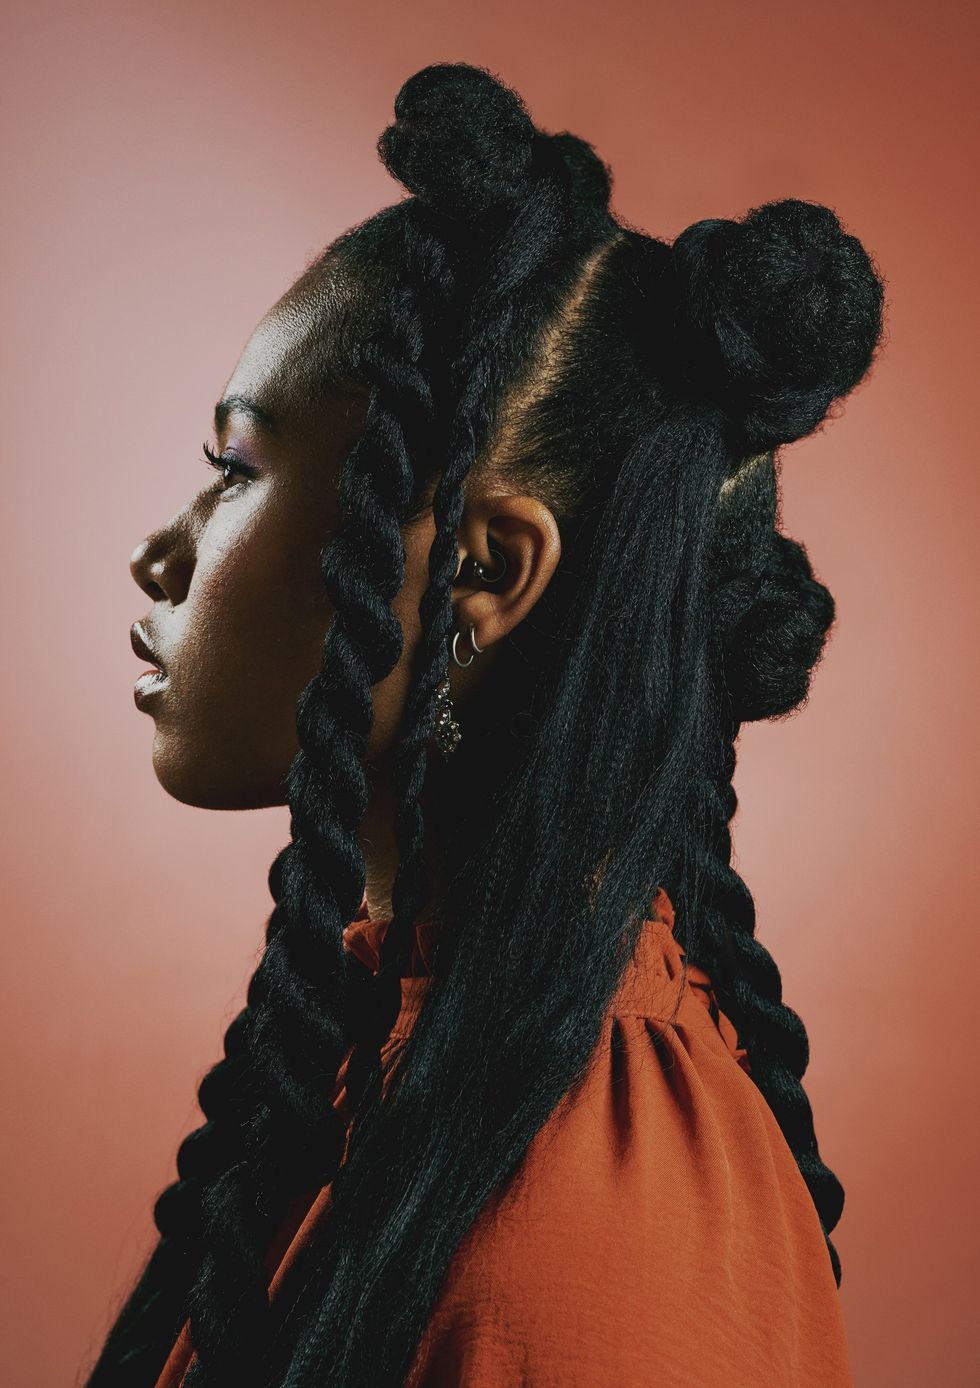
top-left (129, 274), bottom-right (563, 920)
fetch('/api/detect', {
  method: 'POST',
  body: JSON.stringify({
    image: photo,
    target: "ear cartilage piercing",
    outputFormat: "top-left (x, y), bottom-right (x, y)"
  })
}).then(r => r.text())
top-left (472, 547), bottom-right (508, 585)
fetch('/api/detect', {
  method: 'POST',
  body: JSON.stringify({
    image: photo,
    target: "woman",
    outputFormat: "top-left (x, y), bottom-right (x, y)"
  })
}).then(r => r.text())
top-left (90, 61), bottom-right (884, 1388)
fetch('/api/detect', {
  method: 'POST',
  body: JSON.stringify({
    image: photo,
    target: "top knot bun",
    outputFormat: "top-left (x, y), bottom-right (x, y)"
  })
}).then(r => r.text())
top-left (377, 62), bottom-right (612, 224)
top-left (668, 198), bottom-right (885, 452)
top-left (377, 63), bottom-right (538, 221)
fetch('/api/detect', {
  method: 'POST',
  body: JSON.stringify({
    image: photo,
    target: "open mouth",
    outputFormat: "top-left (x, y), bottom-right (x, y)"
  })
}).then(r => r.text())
top-left (133, 667), bottom-right (169, 708)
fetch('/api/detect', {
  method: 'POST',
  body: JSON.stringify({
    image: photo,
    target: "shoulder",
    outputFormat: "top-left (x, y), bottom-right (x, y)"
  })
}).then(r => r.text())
top-left (403, 920), bottom-right (849, 1387)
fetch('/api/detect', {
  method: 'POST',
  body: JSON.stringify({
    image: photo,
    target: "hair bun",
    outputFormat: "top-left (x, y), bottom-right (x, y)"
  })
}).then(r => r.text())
top-left (377, 64), bottom-right (613, 226)
top-left (668, 198), bottom-right (885, 452)
top-left (546, 131), bottom-right (613, 211)
top-left (714, 532), bottom-right (835, 722)
top-left (377, 62), bottom-right (539, 222)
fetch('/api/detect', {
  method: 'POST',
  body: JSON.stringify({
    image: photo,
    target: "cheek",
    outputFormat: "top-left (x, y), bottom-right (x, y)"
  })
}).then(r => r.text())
top-left (195, 524), bottom-right (320, 680)
top-left (213, 492), bottom-right (328, 646)
top-left (159, 498), bottom-right (332, 783)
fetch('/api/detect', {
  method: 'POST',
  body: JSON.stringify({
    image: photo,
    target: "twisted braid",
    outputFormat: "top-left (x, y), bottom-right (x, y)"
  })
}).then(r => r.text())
top-left (181, 209), bottom-right (448, 1387)
top-left (676, 450), bottom-right (849, 1284)
top-left (640, 198), bottom-right (879, 1288)
top-left (86, 941), bottom-right (272, 1383)
top-left (339, 62), bottom-right (617, 1126)
top-left (694, 722), bottom-right (847, 1284)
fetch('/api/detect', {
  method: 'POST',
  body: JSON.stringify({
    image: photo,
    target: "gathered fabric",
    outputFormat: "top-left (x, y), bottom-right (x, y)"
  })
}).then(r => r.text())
top-left (156, 888), bottom-right (852, 1387)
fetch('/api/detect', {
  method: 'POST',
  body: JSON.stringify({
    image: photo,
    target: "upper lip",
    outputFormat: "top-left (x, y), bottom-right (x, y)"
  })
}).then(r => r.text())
top-left (131, 621), bottom-right (166, 673)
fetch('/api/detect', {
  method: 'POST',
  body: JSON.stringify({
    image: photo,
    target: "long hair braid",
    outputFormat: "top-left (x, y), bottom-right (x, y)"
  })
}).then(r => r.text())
top-left (647, 197), bottom-right (885, 1288)
top-left (338, 62), bottom-right (619, 1126)
top-left (180, 208), bottom-right (456, 1387)
top-left (690, 492), bottom-right (850, 1283)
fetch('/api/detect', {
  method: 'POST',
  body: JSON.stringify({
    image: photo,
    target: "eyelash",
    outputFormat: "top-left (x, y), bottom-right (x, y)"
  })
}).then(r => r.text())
top-left (201, 439), bottom-right (256, 489)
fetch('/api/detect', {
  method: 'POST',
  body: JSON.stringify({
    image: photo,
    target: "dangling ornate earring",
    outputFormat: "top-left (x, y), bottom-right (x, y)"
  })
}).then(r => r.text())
top-left (431, 677), bottom-right (461, 759)
top-left (432, 623), bottom-right (483, 759)
top-left (431, 549), bottom-right (504, 759)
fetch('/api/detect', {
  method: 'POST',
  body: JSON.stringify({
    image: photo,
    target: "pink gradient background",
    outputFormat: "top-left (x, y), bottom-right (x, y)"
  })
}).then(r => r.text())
top-left (2, 1), bottom-right (977, 1384)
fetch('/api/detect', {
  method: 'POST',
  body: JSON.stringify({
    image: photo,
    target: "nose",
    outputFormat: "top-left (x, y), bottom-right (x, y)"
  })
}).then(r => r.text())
top-left (129, 528), bottom-right (193, 605)
top-left (129, 536), bottom-right (165, 600)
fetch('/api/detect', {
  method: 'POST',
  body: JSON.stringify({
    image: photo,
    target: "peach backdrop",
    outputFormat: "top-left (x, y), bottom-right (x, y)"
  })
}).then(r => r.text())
top-left (2, 1), bottom-right (977, 1384)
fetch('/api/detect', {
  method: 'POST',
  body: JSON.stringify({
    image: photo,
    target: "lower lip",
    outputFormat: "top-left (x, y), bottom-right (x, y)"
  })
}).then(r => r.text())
top-left (134, 669), bottom-right (169, 708)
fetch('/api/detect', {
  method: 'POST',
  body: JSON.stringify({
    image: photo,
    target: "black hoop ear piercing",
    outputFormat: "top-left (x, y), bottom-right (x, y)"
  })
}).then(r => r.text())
top-left (472, 546), bottom-right (508, 584)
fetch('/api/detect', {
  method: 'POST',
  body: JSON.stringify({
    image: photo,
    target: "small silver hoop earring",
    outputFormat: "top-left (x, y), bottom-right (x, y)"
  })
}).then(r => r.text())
top-left (451, 623), bottom-right (482, 668)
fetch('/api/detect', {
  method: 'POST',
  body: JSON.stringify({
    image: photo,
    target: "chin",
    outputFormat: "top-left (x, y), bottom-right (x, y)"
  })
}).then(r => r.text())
top-left (151, 737), bottom-right (288, 811)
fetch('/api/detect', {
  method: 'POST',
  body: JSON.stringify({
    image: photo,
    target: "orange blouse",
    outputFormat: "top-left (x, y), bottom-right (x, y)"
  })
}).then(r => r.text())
top-left (156, 889), bottom-right (853, 1386)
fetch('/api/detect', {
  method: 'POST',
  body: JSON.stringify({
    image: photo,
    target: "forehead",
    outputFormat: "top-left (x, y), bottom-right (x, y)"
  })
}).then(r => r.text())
top-left (218, 263), bottom-right (361, 438)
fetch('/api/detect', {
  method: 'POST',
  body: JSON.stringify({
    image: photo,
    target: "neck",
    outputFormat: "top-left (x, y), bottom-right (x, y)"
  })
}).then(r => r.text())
top-left (359, 764), bottom-right (450, 922)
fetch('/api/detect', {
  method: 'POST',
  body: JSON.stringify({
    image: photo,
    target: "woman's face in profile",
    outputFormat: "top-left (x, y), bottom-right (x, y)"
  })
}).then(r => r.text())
top-left (129, 287), bottom-right (438, 812)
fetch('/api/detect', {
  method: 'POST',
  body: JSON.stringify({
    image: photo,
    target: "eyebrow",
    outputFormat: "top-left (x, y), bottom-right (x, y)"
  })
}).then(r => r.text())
top-left (213, 393), bottom-right (279, 436)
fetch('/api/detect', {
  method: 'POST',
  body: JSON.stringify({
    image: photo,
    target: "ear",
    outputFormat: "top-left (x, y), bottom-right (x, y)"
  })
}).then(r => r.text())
top-left (451, 487), bottom-right (562, 652)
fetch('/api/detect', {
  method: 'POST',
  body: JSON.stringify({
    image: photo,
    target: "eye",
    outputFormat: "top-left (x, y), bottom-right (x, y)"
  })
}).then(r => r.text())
top-left (201, 439), bottom-right (257, 491)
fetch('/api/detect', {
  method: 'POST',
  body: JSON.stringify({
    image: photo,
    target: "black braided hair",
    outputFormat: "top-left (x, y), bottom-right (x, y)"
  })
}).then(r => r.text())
top-left (615, 204), bottom-right (883, 1282)
top-left (179, 199), bottom-right (464, 1386)
top-left (684, 448), bottom-right (850, 1285)
top-left (342, 62), bottom-right (618, 1127)
top-left (86, 60), bottom-right (885, 1388)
